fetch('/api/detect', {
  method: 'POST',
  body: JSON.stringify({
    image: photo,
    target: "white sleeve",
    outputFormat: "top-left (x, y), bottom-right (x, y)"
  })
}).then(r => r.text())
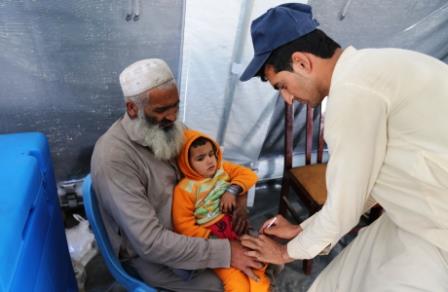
top-left (287, 83), bottom-right (389, 259)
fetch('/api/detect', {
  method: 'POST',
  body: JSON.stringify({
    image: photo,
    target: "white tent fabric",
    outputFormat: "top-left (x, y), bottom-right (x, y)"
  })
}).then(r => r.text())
top-left (0, 0), bottom-right (184, 181)
top-left (180, 0), bottom-right (305, 181)
top-left (1, 0), bottom-right (447, 182)
top-left (180, 0), bottom-right (448, 181)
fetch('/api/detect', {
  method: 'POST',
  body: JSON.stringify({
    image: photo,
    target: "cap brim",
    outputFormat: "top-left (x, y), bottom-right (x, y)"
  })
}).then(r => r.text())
top-left (239, 52), bottom-right (271, 82)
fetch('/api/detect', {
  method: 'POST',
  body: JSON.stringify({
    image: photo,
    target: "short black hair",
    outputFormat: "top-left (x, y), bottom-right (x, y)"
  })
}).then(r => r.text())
top-left (189, 137), bottom-right (217, 157)
top-left (256, 29), bottom-right (341, 81)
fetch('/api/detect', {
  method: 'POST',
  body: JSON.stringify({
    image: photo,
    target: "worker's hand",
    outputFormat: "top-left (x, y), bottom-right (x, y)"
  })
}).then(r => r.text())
top-left (221, 192), bottom-right (236, 213)
top-left (259, 215), bottom-right (302, 240)
top-left (229, 240), bottom-right (263, 281)
top-left (240, 234), bottom-right (295, 265)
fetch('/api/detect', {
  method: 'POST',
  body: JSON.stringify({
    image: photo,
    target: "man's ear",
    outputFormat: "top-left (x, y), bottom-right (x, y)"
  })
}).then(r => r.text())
top-left (291, 52), bottom-right (312, 74)
top-left (126, 101), bottom-right (139, 119)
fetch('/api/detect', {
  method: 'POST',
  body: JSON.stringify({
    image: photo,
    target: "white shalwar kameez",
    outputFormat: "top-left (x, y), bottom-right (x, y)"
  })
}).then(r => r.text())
top-left (287, 47), bottom-right (448, 291)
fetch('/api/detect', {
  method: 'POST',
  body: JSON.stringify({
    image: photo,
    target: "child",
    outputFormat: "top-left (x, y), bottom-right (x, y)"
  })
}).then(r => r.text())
top-left (172, 129), bottom-right (270, 292)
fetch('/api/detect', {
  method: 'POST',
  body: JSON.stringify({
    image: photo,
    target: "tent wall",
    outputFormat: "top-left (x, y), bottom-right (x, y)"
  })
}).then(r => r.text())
top-left (1, 0), bottom-right (447, 182)
top-left (180, 0), bottom-right (305, 179)
top-left (181, 0), bottom-right (448, 180)
top-left (0, 0), bottom-right (184, 181)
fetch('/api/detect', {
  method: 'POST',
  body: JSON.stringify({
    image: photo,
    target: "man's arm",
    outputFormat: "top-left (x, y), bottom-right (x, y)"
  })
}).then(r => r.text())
top-left (232, 192), bottom-right (249, 235)
top-left (92, 159), bottom-right (230, 270)
top-left (287, 84), bottom-right (389, 259)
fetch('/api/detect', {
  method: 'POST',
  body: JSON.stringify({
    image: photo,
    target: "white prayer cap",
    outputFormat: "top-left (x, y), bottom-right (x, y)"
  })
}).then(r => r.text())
top-left (119, 58), bottom-right (174, 97)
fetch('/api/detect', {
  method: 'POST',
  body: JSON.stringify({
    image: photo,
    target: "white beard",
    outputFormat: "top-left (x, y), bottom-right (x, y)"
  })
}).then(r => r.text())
top-left (132, 113), bottom-right (184, 161)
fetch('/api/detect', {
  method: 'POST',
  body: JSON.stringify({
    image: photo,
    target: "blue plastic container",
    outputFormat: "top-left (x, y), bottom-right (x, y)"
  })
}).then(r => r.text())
top-left (0, 132), bottom-right (57, 203)
top-left (0, 132), bottom-right (77, 292)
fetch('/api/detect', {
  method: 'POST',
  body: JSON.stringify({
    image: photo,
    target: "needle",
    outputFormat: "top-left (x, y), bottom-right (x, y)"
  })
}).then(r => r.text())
top-left (264, 217), bottom-right (277, 230)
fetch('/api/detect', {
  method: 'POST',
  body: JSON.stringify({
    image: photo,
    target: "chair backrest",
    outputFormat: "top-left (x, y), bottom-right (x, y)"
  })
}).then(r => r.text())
top-left (284, 102), bottom-right (325, 170)
top-left (82, 174), bottom-right (156, 292)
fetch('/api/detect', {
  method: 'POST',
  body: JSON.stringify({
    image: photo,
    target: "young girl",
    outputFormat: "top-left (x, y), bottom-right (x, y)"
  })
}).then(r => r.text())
top-left (172, 129), bottom-right (270, 292)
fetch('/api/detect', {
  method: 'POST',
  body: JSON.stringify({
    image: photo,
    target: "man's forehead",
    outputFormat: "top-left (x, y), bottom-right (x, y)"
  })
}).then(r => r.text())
top-left (263, 64), bottom-right (274, 75)
top-left (263, 65), bottom-right (279, 88)
top-left (149, 86), bottom-right (179, 105)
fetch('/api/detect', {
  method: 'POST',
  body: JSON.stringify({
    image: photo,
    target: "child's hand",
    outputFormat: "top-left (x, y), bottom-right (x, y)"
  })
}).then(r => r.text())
top-left (221, 192), bottom-right (236, 213)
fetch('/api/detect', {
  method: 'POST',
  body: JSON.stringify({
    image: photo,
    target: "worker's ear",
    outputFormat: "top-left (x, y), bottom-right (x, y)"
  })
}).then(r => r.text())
top-left (126, 101), bottom-right (139, 119)
top-left (291, 52), bottom-right (312, 74)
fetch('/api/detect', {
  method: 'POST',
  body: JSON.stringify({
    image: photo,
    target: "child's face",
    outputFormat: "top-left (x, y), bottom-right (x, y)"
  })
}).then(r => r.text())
top-left (189, 141), bottom-right (218, 178)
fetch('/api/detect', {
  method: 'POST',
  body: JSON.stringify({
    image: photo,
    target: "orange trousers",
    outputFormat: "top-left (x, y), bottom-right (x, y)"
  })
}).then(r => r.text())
top-left (213, 265), bottom-right (270, 292)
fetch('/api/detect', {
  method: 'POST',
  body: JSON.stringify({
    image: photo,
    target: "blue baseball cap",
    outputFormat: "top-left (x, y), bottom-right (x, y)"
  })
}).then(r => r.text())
top-left (240, 3), bottom-right (319, 82)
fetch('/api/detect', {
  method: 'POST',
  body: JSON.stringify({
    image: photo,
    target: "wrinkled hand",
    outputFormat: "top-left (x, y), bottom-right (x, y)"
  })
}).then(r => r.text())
top-left (229, 240), bottom-right (263, 281)
top-left (259, 215), bottom-right (302, 240)
top-left (220, 192), bottom-right (236, 213)
top-left (232, 193), bottom-right (249, 235)
top-left (232, 205), bottom-right (249, 235)
top-left (240, 234), bottom-right (294, 265)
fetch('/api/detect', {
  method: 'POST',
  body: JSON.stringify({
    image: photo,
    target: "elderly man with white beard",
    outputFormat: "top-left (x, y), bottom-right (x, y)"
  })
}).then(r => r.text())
top-left (90, 59), bottom-right (262, 291)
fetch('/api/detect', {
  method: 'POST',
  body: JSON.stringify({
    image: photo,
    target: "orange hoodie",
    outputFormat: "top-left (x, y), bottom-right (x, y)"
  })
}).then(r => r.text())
top-left (172, 129), bottom-right (257, 239)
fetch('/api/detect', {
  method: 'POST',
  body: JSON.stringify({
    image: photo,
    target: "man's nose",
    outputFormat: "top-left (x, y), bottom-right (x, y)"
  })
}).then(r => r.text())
top-left (280, 90), bottom-right (293, 105)
top-left (165, 110), bottom-right (178, 122)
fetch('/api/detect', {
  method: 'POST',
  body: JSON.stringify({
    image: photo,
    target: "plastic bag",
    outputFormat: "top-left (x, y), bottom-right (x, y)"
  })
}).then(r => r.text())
top-left (65, 214), bottom-right (98, 291)
top-left (65, 214), bottom-right (97, 265)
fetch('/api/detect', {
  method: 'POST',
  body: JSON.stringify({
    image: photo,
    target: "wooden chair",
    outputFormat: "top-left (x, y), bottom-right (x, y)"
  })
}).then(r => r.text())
top-left (278, 102), bottom-right (326, 275)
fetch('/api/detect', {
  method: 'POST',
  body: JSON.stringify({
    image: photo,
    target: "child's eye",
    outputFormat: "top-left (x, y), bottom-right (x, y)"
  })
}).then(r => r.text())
top-left (195, 155), bottom-right (205, 162)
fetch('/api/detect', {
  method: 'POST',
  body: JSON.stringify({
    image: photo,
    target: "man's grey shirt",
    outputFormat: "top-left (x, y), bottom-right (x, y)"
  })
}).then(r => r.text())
top-left (90, 114), bottom-right (230, 274)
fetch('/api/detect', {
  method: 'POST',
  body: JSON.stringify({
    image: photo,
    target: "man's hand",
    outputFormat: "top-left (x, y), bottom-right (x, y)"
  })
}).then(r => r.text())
top-left (259, 214), bottom-right (302, 240)
top-left (229, 240), bottom-right (263, 281)
top-left (240, 234), bottom-right (295, 265)
top-left (220, 192), bottom-right (236, 213)
top-left (232, 193), bottom-right (249, 235)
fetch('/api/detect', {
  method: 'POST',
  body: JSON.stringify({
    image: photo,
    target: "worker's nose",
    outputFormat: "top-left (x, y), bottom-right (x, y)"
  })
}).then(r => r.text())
top-left (280, 90), bottom-right (294, 105)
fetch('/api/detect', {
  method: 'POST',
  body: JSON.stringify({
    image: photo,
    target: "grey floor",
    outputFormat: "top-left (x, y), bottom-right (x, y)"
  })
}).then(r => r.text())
top-left (82, 179), bottom-right (358, 292)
